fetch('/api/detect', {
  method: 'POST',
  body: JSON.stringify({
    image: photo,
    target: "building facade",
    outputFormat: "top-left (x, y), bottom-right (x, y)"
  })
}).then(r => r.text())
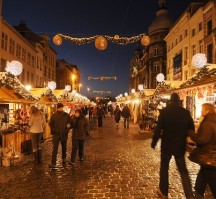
top-left (129, 0), bottom-right (173, 93)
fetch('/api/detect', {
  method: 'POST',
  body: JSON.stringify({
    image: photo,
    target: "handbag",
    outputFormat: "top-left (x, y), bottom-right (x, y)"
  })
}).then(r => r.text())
top-left (188, 145), bottom-right (216, 168)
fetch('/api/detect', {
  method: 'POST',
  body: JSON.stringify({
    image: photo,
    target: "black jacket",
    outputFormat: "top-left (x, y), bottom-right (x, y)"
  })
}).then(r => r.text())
top-left (151, 102), bottom-right (194, 157)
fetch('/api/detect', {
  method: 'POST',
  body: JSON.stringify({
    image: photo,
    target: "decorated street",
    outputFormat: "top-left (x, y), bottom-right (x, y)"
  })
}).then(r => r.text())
top-left (0, 116), bottom-right (214, 199)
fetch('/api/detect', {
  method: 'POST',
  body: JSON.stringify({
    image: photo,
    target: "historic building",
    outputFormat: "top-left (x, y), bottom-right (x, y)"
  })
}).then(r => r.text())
top-left (129, 0), bottom-right (173, 93)
top-left (56, 59), bottom-right (81, 92)
top-left (165, 1), bottom-right (207, 81)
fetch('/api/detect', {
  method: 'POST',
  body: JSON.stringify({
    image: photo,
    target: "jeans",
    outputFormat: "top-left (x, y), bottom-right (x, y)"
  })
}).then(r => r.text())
top-left (51, 135), bottom-right (67, 165)
top-left (31, 133), bottom-right (42, 152)
top-left (71, 140), bottom-right (85, 162)
top-left (124, 117), bottom-right (129, 128)
top-left (195, 166), bottom-right (216, 197)
top-left (159, 153), bottom-right (193, 198)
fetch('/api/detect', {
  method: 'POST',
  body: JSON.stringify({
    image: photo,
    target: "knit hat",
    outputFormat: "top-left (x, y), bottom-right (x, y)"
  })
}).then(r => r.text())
top-left (57, 103), bottom-right (64, 109)
top-left (170, 93), bottom-right (180, 103)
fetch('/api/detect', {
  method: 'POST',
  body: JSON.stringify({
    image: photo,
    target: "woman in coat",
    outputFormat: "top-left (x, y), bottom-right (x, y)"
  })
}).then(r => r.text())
top-left (28, 106), bottom-right (45, 163)
top-left (70, 109), bottom-right (89, 165)
top-left (188, 103), bottom-right (216, 198)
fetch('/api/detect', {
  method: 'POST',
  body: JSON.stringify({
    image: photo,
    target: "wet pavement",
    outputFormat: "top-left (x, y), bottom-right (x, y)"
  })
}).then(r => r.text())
top-left (0, 116), bottom-right (214, 199)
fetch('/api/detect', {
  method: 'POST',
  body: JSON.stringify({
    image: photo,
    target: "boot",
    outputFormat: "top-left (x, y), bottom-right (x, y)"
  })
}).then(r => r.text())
top-left (38, 149), bottom-right (42, 163)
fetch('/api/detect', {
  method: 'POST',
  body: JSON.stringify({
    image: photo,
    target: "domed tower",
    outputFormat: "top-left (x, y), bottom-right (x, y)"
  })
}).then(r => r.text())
top-left (146, 0), bottom-right (173, 88)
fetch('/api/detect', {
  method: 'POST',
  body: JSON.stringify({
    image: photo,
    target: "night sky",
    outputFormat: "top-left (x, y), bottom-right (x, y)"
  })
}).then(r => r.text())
top-left (2, 0), bottom-right (193, 98)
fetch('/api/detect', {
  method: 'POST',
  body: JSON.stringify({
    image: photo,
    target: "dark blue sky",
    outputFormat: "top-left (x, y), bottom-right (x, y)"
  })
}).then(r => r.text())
top-left (2, 0), bottom-right (192, 98)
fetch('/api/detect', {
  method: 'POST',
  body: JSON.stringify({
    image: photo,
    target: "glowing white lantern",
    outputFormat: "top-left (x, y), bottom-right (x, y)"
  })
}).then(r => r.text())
top-left (5, 61), bottom-right (23, 76)
top-left (131, 88), bottom-right (136, 94)
top-left (138, 84), bottom-right (144, 91)
top-left (156, 73), bottom-right (165, 82)
top-left (72, 89), bottom-right (77, 95)
top-left (119, 94), bottom-right (123, 98)
top-left (48, 81), bottom-right (56, 90)
top-left (192, 53), bottom-right (207, 68)
top-left (124, 92), bottom-right (128, 96)
top-left (65, 85), bottom-right (71, 92)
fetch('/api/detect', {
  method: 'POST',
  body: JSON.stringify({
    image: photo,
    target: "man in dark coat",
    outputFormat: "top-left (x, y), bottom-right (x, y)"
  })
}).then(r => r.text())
top-left (121, 104), bottom-right (131, 128)
top-left (49, 103), bottom-right (72, 168)
top-left (151, 93), bottom-right (195, 199)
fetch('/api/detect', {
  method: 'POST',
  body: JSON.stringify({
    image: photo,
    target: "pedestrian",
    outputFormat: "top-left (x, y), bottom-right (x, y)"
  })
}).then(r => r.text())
top-left (121, 104), bottom-right (131, 128)
top-left (28, 106), bottom-right (46, 163)
top-left (49, 103), bottom-right (72, 168)
top-left (187, 103), bottom-right (216, 198)
top-left (151, 92), bottom-right (195, 199)
top-left (114, 105), bottom-right (121, 129)
top-left (97, 106), bottom-right (104, 128)
top-left (70, 109), bottom-right (89, 165)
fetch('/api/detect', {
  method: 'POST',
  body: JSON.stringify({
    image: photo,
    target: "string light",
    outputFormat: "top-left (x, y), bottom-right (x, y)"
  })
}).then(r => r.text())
top-left (93, 90), bottom-right (112, 94)
top-left (54, 33), bottom-right (150, 47)
top-left (88, 76), bottom-right (117, 80)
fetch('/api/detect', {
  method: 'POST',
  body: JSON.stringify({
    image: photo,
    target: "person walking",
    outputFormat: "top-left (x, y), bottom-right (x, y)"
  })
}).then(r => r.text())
top-left (49, 103), bottom-right (72, 168)
top-left (28, 106), bottom-right (45, 163)
top-left (121, 104), bottom-right (131, 128)
top-left (151, 93), bottom-right (195, 199)
top-left (97, 106), bottom-right (104, 129)
top-left (114, 105), bottom-right (121, 129)
top-left (187, 103), bottom-right (216, 198)
top-left (70, 109), bottom-right (89, 165)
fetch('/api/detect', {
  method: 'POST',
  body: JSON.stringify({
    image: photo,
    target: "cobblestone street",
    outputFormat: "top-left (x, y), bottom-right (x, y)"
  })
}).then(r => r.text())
top-left (0, 116), bottom-right (214, 199)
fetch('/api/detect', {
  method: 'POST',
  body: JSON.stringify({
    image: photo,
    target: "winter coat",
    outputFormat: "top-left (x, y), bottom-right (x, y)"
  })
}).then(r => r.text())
top-left (114, 108), bottom-right (121, 122)
top-left (49, 111), bottom-right (72, 141)
top-left (121, 106), bottom-right (131, 118)
top-left (72, 115), bottom-right (89, 140)
top-left (151, 102), bottom-right (195, 157)
top-left (28, 113), bottom-right (46, 133)
top-left (188, 113), bottom-right (216, 150)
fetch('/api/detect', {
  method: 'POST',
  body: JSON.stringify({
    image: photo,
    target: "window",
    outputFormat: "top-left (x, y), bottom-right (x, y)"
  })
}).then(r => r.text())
top-left (22, 48), bottom-right (26, 62)
top-left (192, 28), bottom-right (195, 37)
top-left (27, 53), bottom-right (31, 65)
top-left (154, 47), bottom-right (158, 55)
top-left (198, 22), bottom-right (202, 32)
top-left (185, 29), bottom-right (188, 37)
top-left (207, 20), bottom-right (212, 35)
top-left (37, 57), bottom-right (39, 69)
top-left (207, 44), bottom-right (213, 63)
top-left (199, 40), bottom-right (203, 53)
top-left (179, 34), bottom-right (182, 42)
top-left (9, 38), bottom-right (15, 55)
top-left (16, 44), bottom-right (21, 59)
top-left (27, 71), bottom-right (30, 82)
top-left (153, 65), bottom-right (159, 72)
top-left (31, 73), bottom-right (34, 84)
top-left (175, 38), bottom-right (178, 45)
top-left (192, 45), bottom-right (196, 56)
top-left (185, 46), bottom-right (188, 59)
top-left (1, 58), bottom-right (6, 71)
top-left (1, 33), bottom-right (8, 51)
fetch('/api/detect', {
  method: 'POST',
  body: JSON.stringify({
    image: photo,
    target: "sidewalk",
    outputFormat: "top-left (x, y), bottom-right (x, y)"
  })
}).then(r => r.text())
top-left (0, 116), bottom-right (213, 199)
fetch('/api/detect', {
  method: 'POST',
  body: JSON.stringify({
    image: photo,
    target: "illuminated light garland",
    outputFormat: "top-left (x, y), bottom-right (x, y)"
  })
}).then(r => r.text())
top-left (93, 90), bottom-right (112, 94)
top-left (65, 85), bottom-right (71, 92)
top-left (5, 61), bottom-right (23, 76)
top-left (87, 76), bottom-right (117, 80)
top-left (55, 33), bottom-right (150, 46)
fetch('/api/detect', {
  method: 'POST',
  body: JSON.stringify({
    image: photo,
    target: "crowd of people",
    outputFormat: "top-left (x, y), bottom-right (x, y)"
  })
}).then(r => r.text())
top-left (25, 93), bottom-right (216, 198)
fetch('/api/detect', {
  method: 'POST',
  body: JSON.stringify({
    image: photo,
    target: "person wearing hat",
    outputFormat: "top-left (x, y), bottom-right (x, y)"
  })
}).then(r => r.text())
top-left (151, 93), bottom-right (195, 199)
top-left (49, 103), bottom-right (72, 168)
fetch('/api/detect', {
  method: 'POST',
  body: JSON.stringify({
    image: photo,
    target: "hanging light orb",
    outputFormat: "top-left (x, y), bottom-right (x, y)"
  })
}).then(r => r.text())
top-left (131, 88), bottom-right (136, 94)
top-left (138, 84), bottom-right (144, 91)
top-left (53, 34), bottom-right (62, 46)
top-left (65, 85), bottom-right (71, 92)
top-left (124, 92), bottom-right (128, 97)
top-left (114, 35), bottom-right (120, 40)
top-left (192, 53), bottom-right (207, 68)
top-left (95, 36), bottom-right (108, 50)
top-left (5, 60), bottom-right (23, 76)
top-left (156, 73), bottom-right (165, 82)
top-left (141, 35), bottom-right (151, 46)
top-left (48, 81), bottom-right (56, 90)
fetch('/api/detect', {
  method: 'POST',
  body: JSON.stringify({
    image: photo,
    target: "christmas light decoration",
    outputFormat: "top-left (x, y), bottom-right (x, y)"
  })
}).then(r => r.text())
top-left (131, 88), bottom-right (136, 94)
top-left (192, 53), bottom-right (207, 68)
top-left (93, 90), bottom-right (111, 94)
top-left (65, 85), bottom-right (71, 92)
top-left (48, 81), bottom-right (56, 91)
top-left (53, 33), bottom-right (150, 47)
top-left (5, 61), bottom-right (23, 76)
top-left (156, 73), bottom-right (165, 82)
top-left (87, 76), bottom-right (117, 80)
top-left (138, 84), bottom-right (144, 91)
